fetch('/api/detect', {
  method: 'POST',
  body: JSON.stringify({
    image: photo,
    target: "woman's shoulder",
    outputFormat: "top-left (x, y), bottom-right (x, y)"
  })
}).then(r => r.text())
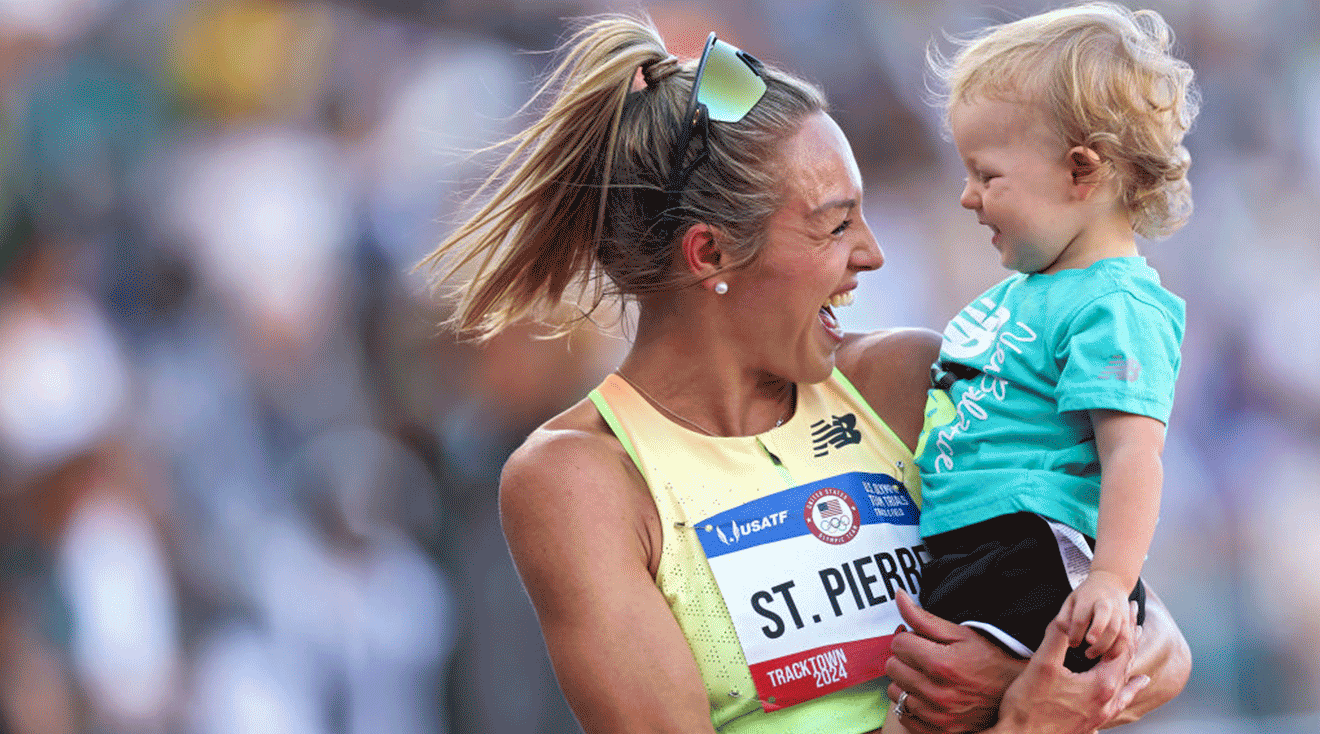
top-left (837, 327), bottom-right (940, 367)
top-left (502, 397), bottom-right (636, 503)
top-left (500, 396), bottom-right (659, 567)
top-left (835, 327), bottom-right (942, 451)
top-left (836, 327), bottom-right (942, 392)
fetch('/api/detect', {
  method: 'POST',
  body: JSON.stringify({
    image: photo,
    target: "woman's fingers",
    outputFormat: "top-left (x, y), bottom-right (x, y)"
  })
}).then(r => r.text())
top-left (885, 636), bottom-right (1006, 734)
top-left (1035, 615), bottom-right (1073, 668)
top-left (894, 588), bottom-right (969, 644)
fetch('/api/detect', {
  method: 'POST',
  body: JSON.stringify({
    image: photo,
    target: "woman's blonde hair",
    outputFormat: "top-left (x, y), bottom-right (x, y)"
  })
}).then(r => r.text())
top-left (421, 14), bottom-right (826, 341)
top-left (928, 2), bottom-right (1199, 238)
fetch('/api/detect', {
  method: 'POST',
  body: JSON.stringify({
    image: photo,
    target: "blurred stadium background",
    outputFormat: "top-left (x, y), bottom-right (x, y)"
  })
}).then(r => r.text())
top-left (0, 0), bottom-right (1316, 732)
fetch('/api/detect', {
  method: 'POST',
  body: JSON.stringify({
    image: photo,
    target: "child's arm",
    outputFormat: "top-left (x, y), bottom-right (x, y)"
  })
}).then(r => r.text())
top-left (1057, 409), bottom-right (1166, 658)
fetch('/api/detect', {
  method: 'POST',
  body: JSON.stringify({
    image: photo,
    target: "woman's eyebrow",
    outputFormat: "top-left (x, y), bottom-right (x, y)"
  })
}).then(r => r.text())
top-left (809, 198), bottom-right (857, 217)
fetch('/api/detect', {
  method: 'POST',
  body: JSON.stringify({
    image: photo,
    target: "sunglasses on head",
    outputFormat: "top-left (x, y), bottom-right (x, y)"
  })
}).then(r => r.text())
top-left (661, 33), bottom-right (768, 227)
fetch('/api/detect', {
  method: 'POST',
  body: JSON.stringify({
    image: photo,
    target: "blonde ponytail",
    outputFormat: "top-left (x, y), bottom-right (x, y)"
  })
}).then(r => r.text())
top-left (423, 14), bottom-right (826, 341)
top-left (420, 15), bottom-right (668, 340)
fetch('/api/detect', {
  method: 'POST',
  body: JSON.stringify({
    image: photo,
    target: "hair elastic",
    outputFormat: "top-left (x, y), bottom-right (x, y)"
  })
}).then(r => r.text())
top-left (641, 54), bottom-right (680, 87)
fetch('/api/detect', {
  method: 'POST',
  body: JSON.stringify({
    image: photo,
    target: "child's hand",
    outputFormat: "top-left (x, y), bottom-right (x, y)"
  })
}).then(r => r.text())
top-left (1055, 570), bottom-right (1134, 660)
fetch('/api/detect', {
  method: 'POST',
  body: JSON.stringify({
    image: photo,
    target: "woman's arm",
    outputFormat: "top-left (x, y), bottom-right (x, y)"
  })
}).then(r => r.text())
top-left (500, 417), bottom-right (717, 734)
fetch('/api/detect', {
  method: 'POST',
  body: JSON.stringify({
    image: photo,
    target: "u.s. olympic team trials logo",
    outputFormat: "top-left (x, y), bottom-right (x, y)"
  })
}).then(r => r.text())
top-left (804, 487), bottom-right (861, 544)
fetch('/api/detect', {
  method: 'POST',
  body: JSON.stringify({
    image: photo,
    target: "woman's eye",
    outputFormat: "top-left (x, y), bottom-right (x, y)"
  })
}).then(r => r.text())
top-left (832, 219), bottom-right (853, 236)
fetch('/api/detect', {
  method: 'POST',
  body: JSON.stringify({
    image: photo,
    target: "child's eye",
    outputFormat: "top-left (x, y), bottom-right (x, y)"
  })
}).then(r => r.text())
top-left (831, 219), bottom-right (853, 236)
top-left (978, 171), bottom-right (998, 183)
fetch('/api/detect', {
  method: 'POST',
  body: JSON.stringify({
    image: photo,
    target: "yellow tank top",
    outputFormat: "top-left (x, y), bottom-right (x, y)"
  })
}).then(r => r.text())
top-left (589, 369), bottom-right (922, 733)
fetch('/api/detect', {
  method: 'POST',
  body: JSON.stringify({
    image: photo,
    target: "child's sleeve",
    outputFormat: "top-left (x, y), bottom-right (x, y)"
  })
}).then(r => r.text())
top-left (1054, 290), bottom-right (1185, 423)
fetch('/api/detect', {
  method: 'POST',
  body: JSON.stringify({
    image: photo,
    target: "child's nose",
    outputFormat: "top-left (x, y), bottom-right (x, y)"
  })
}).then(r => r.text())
top-left (959, 181), bottom-right (980, 210)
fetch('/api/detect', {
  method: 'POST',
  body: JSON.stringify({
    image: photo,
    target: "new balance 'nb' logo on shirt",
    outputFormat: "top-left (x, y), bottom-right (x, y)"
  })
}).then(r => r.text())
top-left (1099, 355), bottom-right (1141, 382)
top-left (812, 413), bottom-right (862, 457)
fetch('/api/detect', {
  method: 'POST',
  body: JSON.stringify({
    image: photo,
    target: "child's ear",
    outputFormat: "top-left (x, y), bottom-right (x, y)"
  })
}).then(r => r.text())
top-left (1068, 146), bottom-right (1107, 199)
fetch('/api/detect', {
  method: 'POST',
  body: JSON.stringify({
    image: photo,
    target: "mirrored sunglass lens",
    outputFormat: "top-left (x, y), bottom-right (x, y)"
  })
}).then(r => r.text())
top-left (696, 39), bottom-right (767, 123)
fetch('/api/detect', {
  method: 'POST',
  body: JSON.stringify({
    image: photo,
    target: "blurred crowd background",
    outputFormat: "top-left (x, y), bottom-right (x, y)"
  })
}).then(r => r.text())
top-left (0, 0), bottom-right (1317, 732)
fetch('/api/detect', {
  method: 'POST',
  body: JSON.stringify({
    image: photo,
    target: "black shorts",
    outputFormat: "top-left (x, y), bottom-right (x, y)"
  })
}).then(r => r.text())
top-left (919, 512), bottom-right (1146, 672)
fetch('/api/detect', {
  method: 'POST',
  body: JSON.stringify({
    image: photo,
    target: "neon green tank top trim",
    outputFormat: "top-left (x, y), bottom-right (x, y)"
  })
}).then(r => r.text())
top-left (589, 390), bottom-right (641, 466)
top-left (593, 386), bottom-right (797, 488)
top-left (589, 368), bottom-right (920, 733)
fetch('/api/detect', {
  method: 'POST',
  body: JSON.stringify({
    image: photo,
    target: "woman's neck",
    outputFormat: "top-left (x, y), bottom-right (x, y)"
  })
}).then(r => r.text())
top-left (619, 312), bottom-right (795, 437)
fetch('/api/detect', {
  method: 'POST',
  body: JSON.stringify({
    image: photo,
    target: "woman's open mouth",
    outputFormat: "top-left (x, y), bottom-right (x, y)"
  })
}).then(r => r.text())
top-left (819, 291), bottom-right (854, 340)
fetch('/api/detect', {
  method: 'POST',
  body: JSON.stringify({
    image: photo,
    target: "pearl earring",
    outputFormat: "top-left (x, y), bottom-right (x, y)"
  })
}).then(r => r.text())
top-left (714, 281), bottom-right (729, 295)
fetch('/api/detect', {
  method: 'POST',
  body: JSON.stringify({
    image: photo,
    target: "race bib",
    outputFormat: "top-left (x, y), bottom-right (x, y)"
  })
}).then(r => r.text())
top-left (695, 472), bottom-right (925, 711)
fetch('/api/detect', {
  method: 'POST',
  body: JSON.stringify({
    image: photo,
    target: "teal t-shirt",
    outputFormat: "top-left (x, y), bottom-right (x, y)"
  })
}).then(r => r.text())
top-left (914, 257), bottom-right (1185, 539)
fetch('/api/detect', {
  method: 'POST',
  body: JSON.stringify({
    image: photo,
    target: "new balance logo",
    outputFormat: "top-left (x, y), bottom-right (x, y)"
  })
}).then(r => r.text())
top-left (811, 413), bottom-right (862, 457)
top-left (942, 297), bottom-right (1012, 360)
top-left (1099, 355), bottom-right (1141, 382)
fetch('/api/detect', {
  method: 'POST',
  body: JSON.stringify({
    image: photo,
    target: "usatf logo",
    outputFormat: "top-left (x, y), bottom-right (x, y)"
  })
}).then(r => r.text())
top-left (811, 413), bottom-right (862, 457)
top-left (804, 487), bottom-right (860, 545)
top-left (714, 510), bottom-right (790, 546)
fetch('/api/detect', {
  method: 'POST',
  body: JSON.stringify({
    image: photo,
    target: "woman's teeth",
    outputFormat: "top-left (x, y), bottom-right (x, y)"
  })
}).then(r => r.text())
top-left (826, 291), bottom-right (855, 309)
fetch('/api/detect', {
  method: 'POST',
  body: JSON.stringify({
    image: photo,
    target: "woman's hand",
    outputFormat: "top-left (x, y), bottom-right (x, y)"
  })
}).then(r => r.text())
top-left (990, 603), bottom-right (1149, 734)
top-left (884, 590), bottom-right (1025, 734)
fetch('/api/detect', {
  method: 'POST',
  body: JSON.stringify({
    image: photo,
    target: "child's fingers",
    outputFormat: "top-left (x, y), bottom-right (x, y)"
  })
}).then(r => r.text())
top-left (1092, 603), bottom-right (1138, 660)
top-left (1085, 601), bottom-right (1115, 645)
top-left (1066, 598), bottom-right (1092, 648)
top-left (1114, 615), bottom-right (1136, 660)
top-left (1100, 601), bottom-right (1140, 662)
top-left (1086, 606), bottom-right (1122, 659)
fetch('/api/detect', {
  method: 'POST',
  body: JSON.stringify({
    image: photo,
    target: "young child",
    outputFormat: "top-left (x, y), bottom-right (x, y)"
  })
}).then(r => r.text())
top-left (889, 4), bottom-right (1198, 730)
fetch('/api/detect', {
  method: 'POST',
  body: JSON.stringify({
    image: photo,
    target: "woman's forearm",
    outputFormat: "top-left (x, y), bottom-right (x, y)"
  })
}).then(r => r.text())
top-left (1105, 586), bottom-right (1190, 726)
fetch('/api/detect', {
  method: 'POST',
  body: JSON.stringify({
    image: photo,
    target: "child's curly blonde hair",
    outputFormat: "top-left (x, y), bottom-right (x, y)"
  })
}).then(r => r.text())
top-left (929, 2), bottom-right (1199, 239)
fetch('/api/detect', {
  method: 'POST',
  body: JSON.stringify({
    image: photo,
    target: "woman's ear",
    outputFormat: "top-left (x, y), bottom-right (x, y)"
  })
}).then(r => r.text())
top-left (1068, 146), bottom-right (1108, 199)
top-left (680, 223), bottom-right (725, 285)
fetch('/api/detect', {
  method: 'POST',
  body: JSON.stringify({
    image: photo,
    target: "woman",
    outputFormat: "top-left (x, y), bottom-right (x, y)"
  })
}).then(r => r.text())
top-left (423, 14), bottom-right (1189, 734)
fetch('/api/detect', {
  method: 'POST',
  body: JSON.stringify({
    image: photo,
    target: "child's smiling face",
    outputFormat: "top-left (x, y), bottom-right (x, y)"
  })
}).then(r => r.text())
top-left (950, 97), bottom-right (1092, 275)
